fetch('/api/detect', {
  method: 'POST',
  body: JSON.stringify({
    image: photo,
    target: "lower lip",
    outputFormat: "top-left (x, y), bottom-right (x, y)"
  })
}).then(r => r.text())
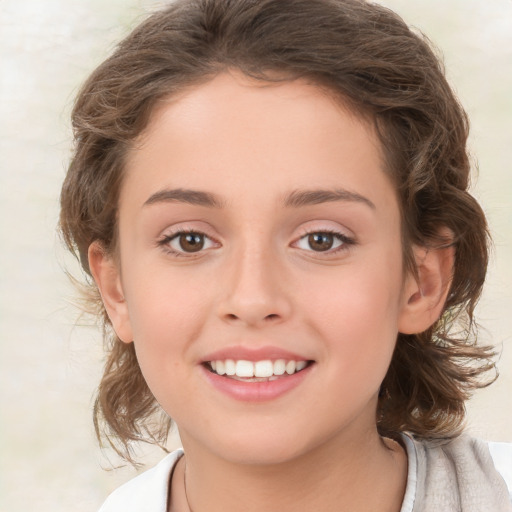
top-left (201, 364), bottom-right (313, 402)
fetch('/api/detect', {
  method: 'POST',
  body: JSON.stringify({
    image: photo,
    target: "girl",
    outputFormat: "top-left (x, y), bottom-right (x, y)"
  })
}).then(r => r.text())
top-left (59, 0), bottom-right (512, 510)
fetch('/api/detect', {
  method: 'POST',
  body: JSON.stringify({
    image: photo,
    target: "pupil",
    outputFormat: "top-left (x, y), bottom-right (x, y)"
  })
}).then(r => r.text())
top-left (180, 233), bottom-right (204, 252)
top-left (308, 233), bottom-right (333, 251)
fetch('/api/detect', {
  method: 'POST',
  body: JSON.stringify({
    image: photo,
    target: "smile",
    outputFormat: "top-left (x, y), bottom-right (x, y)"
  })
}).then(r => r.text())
top-left (207, 359), bottom-right (310, 380)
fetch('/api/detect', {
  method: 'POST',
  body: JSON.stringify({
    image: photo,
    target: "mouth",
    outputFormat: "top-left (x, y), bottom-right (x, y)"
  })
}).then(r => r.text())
top-left (204, 359), bottom-right (313, 382)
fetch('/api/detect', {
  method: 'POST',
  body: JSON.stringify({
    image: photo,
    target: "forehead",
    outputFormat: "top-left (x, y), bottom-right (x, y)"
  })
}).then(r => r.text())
top-left (121, 72), bottom-right (393, 213)
top-left (139, 72), bottom-right (376, 151)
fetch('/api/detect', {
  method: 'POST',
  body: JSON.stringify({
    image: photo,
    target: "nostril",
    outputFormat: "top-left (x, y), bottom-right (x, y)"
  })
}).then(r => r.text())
top-left (265, 314), bottom-right (279, 320)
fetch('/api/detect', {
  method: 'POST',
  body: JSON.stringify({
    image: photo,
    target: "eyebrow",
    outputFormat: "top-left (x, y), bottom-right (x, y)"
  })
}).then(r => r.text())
top-left (143, 188), bottom-right (224, 208)
top-left (143, 187), bottom-right (375, 210)
top-left (283, 189), bottom-right (376, 210)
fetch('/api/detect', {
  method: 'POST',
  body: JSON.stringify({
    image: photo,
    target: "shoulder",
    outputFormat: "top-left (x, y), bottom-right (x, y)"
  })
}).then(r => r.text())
top-left (98, 449), bottom-right (184, 512)
top-left (402, 434), bottom-right (512, 511)
top-left (440, 436), bottom-right (512, 499)
top-left (488, 440), bottom-right (512, 498)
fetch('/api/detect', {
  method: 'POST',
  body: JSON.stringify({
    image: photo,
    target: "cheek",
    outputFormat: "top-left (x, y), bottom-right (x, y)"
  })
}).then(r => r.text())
top-left (122, 265), bottom-right (211, 380)
top-left (124, 261), bottom-right (204, 330)
top-left (124, 272), bottom-right (210, 412)
top-left (303, 259), bottom-right (404, 383)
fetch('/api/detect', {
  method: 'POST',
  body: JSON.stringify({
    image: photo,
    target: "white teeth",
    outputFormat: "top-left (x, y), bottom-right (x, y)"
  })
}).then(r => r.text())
top-left (209, 359), bottom-right (309, 378)
top-left (296, 361), bottom-right (307, 372)
top-left (285, 360), bottom-right (296, 375)
top-left (235, 360), bottom-right (254, 377)
top-left (254, 360), bottom-right (273, 378)
top-left (273, 359), bottom-right (286, 375)
top-left (216, 360), bottom-right (225, 375)
top-left (225, 359), bottom-right (236, 376)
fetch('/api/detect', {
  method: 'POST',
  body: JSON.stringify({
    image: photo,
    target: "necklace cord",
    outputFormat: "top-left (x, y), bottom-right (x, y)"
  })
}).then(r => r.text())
top-left (183, 459), bottom-right (194, 512)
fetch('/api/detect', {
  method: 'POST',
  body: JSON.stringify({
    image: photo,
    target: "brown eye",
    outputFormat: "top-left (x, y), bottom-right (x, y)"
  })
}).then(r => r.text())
top-left (178, 232), bottom-right (205, 252)
top-left (160, 229), bottom-right (218, 256)
top-left (294, 230), bottom-right (351, 254)
top-left (307, 233), bottom-right (334, 252)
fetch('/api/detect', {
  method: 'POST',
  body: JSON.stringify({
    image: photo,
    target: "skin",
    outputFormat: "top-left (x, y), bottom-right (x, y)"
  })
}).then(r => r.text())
top-left (90, 72), bottom-right (453, 512)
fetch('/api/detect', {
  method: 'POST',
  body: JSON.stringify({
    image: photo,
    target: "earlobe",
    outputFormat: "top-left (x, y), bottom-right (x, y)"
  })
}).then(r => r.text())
top-left (88, 242), bottom-right (134, 343)
top-left (398, 238), bottom-right (455, 335)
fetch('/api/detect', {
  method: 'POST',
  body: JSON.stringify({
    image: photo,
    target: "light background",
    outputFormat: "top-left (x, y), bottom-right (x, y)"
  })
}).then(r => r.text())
top-left (0, 1), bottom-right (511, 510)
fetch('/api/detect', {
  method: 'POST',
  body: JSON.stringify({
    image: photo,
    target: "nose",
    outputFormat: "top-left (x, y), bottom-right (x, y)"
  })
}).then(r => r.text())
top-left (217, 243), bottom-right (293, 328)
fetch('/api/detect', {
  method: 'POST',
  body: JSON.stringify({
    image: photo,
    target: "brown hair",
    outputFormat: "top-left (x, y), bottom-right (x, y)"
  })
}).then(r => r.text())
top-left (60, 0), bottom-right (496, 462)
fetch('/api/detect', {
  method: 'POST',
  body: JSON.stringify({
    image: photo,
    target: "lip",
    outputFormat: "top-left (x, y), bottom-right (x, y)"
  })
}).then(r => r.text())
top-left (201, 346), bottom-right (309, 363)
top-left (201, 360), bottom-right (314, 402)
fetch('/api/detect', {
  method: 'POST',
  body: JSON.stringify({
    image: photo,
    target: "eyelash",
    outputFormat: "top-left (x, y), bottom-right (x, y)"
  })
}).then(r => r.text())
top-left (157, 228), bottom-right (219, 258)
top-left (293, 229), bottom-right (355, 255)
top-left (157, 228), bottom-right (355, 257)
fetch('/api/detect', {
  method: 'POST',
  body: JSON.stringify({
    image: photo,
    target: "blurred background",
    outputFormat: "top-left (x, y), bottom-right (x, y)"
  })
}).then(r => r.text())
top-left (0, 0), bottom-right (511, 510)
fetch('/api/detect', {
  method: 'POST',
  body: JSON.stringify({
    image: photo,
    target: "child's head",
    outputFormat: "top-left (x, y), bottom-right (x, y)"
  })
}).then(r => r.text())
top-left (60, 0), bottom-right (494, 461)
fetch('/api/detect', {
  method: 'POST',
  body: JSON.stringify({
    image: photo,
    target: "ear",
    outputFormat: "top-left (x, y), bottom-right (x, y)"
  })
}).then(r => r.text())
top-left (398, 235), bottom-right (455, 335)
top-left (88, 242), bottom-right (134, 343)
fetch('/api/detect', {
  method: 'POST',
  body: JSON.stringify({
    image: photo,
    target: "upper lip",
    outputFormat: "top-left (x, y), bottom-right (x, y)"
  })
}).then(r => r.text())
top-left (202, 346), bottom-right (310, 363)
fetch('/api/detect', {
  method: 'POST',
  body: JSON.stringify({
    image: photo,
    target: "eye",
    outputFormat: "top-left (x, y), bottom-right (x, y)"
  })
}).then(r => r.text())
top-left (294, 231), bottom-right (353, 253)
top-left (159, 230), bottom-right (217, 255)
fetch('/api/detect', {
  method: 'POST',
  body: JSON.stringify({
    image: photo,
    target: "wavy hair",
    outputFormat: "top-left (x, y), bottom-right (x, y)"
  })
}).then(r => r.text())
top-left (60, 0), bottom-right (496, 462)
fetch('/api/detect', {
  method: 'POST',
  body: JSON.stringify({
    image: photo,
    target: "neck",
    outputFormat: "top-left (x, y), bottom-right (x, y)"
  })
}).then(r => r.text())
top-left (170, 427), bottom-right (407, 512)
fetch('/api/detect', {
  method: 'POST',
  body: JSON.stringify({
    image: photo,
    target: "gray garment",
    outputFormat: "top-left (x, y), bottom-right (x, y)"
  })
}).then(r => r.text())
top-left (99, 436), bottom-right (512, 512)
top-left (401, 435), bottom-right (512, 512)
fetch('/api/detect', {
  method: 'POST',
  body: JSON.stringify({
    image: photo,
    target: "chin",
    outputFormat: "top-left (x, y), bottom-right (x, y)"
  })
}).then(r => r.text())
top-left (221, 443), bottom-right (309, 467)
top-left (203, 423), bottom-right (330, 467)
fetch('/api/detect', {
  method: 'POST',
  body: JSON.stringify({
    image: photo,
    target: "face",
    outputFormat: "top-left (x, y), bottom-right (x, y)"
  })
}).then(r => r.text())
top-left (103, 72), bottom-right (416, 465)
